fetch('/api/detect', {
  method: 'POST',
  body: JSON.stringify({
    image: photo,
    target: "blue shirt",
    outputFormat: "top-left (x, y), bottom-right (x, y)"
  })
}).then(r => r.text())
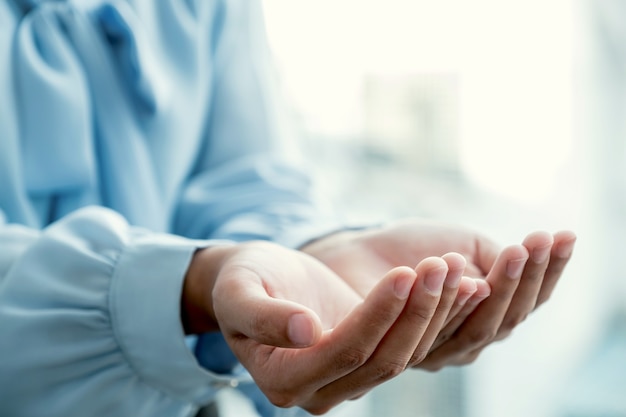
top-left (0, 1), bottom-right (339, 416)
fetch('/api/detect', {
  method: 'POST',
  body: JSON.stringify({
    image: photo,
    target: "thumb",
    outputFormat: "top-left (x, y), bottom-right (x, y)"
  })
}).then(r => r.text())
top-left (215, 278), bottom-right (323, 348)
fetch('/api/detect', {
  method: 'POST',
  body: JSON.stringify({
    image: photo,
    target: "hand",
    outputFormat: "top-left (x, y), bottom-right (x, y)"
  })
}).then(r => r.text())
top-left (302, 218), bottom-right (577, 370)
top-left (182, 241), bottom-right (464, 414)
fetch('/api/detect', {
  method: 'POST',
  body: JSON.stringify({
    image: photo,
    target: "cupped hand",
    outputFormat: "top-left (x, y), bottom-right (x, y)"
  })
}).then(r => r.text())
top-left (419, 229), bottom-right (576, 370)
top-left (183, 240), bottom-right (464, 414)
top-left (302, 219), bottom-right (577, 370)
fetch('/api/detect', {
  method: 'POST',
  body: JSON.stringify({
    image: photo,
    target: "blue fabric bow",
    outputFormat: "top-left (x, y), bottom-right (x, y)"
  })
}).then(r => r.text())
top-left (13, 0), bottom-right (166, 228)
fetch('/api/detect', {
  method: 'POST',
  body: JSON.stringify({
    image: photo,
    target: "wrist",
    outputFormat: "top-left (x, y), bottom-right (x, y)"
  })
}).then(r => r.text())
top-left (181, 244), bottom-right (235, 335)
top-left (300, 229), bottom-right (361, 260)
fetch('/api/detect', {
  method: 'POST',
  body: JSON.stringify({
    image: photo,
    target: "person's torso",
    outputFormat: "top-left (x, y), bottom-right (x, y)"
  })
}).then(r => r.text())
top-left (0, 0), bottom-right (222, 231)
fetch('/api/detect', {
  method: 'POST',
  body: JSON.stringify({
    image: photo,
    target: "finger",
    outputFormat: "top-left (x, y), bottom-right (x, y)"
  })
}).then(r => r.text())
top-left (536, 230), bottom-right (576, 306)
top-left (443, 276), bottom-right (479, 326)
top-left (428, 278), bottom-right (489, 352)
top-left (419, 244), bottom-right (528, 369)
top-left (215, 269), bottom-right (323, 348)
top-left (304, 258), bottom-right (448, 412)
top-left (452, 232), bottom-right (576, 364)
top-left (494, 231), bottom-right (553, 340)
top-left (406, 253), bottom-right (465, 367)
top-left (234, 266), bottom-right (419, 410)
top-left (289, 266), bottom-right (418, 390)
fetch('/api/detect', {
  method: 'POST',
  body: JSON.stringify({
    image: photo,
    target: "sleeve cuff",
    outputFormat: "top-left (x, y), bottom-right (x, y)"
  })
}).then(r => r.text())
top-left (110, 232), bottom-right (248, 405)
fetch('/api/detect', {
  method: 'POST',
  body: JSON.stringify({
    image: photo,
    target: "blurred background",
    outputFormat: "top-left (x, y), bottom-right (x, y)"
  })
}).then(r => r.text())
top-left (262, 0), bottom-right (626, 416)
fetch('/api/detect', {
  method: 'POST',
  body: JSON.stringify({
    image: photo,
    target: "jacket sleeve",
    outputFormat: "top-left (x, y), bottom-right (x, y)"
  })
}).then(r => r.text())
top-left (173, 0), bottom-right (342, 249)
top-left (0, 206), bottom-right (242, 417)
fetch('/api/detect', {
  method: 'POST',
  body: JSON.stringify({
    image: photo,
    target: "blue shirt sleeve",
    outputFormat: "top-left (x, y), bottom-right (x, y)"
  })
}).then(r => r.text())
top-left (0, 1), bottom-right (344, 416)
top-left (172, 0), bottom-right (342, 249)
top-left (0, 207), bottom-right (243, 417)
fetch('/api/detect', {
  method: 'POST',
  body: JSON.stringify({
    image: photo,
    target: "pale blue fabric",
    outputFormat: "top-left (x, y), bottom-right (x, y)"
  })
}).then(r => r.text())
top-left (0, 1), bottom-right (338, 416)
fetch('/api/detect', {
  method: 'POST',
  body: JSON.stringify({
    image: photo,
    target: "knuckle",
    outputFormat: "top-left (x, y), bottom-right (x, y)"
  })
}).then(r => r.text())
top-left (305, 405), bottom-right (333, 416)
top-left (438, 331), bottom-right (453, 344)
top-left (415, 356), bottom-right (444, 372)
top-left (458, 350), bottom-right (481, 365)
top-left (407, 303), bottom-right (436, 324)
top-left (426, 364), bottom-right (444, 372)
top-left (265, 392), bottom-right (297, 409)
top-left (437, 295), bottom-right (457, 312)
top-left (522, 268), bottom-right (544, 283)
top-left (335, 347), bottom-right (369, 371)
top-left (262, 387), bottom-right (300, 409)
top-left (374, 303), bottom-right (405, 325)
top-left (462, 328), bottom-right (496, 347)
top-left (372, 361), bottom-right (406, 382)
top-left (501, 313), bottom-right (528, 333)
top-left (495, 329), bottom-right (512, 341)
top-left (420, 362), bottom-right (443, 372)
top-left (350, 390), bottom-right (370, 401)
top-left (547, 261), bottom-right (566, 276)
top-left (409, 348), bottom-right (429, 366)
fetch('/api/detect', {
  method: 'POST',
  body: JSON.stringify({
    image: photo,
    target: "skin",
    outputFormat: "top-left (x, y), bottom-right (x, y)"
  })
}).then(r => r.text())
top-left (182, 220), bottom-right (576, 414)
top-left (183, 241), bottom-right (463, 414)
top-left (301, 218), bottom-right (577, 370)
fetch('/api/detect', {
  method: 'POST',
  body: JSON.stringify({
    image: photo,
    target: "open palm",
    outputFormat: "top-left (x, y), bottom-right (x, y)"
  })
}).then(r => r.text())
top-left (211, 241), bottom-right (462, 413)
top-left (303, 218), bottom-right (577, 370)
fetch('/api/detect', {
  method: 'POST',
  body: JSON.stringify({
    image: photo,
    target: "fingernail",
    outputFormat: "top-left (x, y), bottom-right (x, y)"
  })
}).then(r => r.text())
top-left (288, 313), bottom-right (314, 347)
top-left (554, 240), bottom-right (575, 259)
top-left (506, 258), bottom-right (526, 279)
top-left (531, 245), bottom-right (551, 264)
top-left (393, 272), bottom-right (414, 300)
top-left (424, 268), bottom-right (446, 295)
top-left (473, 281), bottom-right (491, 301)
